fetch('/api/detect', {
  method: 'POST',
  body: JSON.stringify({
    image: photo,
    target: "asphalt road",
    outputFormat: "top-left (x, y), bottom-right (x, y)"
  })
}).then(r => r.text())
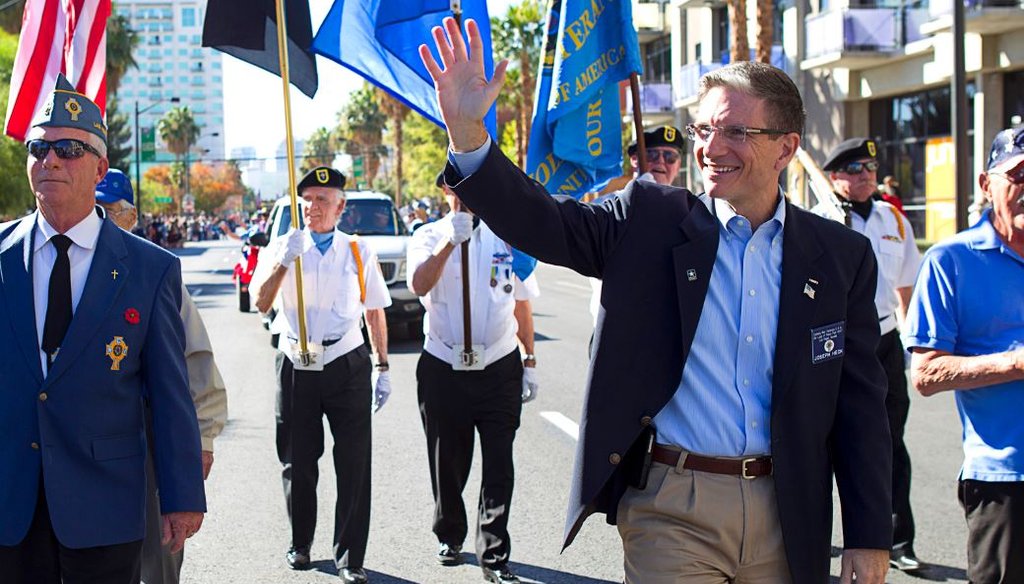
top-left (176, 239), bottom-right (970, 584)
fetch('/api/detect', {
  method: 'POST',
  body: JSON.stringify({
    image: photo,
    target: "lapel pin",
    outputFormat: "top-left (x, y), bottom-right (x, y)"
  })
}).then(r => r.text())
top-left (803, 283), bottom-right (816, 300)
top-left (686, 269), bottom-right (697, 282)
top-left (808, 278), bottom-right (819, 285)
top-left (111, 269), bottom-right (119, 280)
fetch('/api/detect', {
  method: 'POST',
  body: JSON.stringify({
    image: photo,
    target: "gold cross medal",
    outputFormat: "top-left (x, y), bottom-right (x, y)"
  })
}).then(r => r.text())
top-left (105, 336), bottom-right (128, 371)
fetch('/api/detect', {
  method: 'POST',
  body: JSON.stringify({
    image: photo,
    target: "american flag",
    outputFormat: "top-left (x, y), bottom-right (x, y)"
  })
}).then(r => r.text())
top-left (4, 0), bottom-right (111, 142)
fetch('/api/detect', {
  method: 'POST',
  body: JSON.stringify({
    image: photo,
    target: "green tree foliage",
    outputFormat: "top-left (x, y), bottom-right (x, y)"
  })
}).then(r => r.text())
top-left (491, 0), bottom-right (544, 168)
top-left (106, 10), bottom-right (139, 96)
top-left (337, 83), bottom-right (387, 186)
top-left (399, 113), bottom-right (448, 205)
top-left (0, 28), bottom-right (32, 218)
top-left (300, 127), bottom-right (336, 173)
top-left (375, 88), bottom-right (410, 207)
top-left (157, 106), bottom-right (201, 160)
top-left (106, 99), bottom-right (133, 172)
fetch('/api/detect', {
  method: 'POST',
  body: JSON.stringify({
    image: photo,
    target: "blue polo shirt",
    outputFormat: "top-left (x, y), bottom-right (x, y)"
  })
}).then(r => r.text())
top-left (903, 211), bottom-right (1024, 482)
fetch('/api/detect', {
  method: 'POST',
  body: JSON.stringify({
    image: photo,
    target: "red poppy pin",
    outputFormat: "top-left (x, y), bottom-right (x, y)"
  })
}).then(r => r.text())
top-left (124, 308), bottom-right (140, 325)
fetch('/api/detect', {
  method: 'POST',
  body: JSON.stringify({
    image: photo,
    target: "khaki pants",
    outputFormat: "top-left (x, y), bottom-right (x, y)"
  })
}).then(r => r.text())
top-left (616, 455), bottom-right (792, 584)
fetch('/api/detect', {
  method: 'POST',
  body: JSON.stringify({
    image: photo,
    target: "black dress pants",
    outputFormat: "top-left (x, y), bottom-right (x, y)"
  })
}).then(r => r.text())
top-left (0, 482), bottom-right (143, 584)
top-left (417, 350), bottom-right (523, 568)
top-left (959, 479), bottom-right (1024, 584)
top-left (879, 329), bottom-right (915, 550)
top-left (276, 345), bottom-right (372, 570)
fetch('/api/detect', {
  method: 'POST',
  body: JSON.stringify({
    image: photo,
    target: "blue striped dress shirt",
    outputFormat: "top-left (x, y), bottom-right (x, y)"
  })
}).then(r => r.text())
top-left (653, 194), bottom-right (786, 457)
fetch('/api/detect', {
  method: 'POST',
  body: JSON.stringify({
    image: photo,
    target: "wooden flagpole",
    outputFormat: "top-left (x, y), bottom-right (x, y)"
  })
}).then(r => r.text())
top-left (273, 0), bottom-right (311, 364)
top-left (629, 72), bottom-right (647, 174)
top-left (452, 1), bottom-right (475, 367)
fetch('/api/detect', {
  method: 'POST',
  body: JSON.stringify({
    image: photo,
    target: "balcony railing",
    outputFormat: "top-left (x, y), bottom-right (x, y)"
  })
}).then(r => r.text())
top-left (675, 61), bottom-right (723, 103)
top-left (624, 82), bottom-right (674, 114)
top-left (805, 8), bottom-right (899, 59)
top-left (929, 0), bottom-right (1023, 18)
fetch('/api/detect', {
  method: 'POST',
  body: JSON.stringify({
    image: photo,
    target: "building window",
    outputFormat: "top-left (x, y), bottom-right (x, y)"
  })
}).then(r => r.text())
top-left (643, 36), bottom-right (671, 84)
top-left (178, 35), bottom-right (187, 42)
top-left (1004, 70), bottom-right (1024, 129)
top-left (182, 7), bottom-right (196, 27)
top-left (179, 49), bottom-right (187, 56)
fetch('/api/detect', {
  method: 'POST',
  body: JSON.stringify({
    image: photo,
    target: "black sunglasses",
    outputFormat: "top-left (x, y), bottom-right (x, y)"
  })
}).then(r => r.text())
top-left (27, 138), bottom-right (102, 160)
top-left (837, 160), bottom-right (880, 175)
top-left (643, 149), bottom-right (681, 164)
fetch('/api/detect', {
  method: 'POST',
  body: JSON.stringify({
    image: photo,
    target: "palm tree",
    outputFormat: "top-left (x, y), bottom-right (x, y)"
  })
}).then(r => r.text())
top-left (727, 0), bottom-right (750, 64)
top-left (106, 12), bottom-right (139, 96)
top-left (300, 127), bottom-right (337, 173)
top-left (338, 84), bottom-right (387, 186)
top-left (375, 88), bottom-right (410, 207)
top-left (755, 0), bottom-right (774, 64)
top-left (157, 106), bottom-right (200, 204)
top-left (491, 0), bottom-right (544, 167)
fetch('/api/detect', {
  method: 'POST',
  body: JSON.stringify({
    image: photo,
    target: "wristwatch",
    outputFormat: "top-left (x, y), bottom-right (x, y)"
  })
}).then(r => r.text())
top-left (523, 354), bottom-right (536, 364)
top-left (376, 361), bottom-right (390, 372)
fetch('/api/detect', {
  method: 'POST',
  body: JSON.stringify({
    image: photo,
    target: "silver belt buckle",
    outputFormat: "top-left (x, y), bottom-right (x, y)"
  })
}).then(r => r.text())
top-left (741, 458), bottom-right (757, 480)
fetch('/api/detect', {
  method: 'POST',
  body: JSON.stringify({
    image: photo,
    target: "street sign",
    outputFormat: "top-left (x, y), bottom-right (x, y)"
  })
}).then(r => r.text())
top-left (352, 156), bottom-right (364, 181)
top-left (154, 196), bottom-right (173, 204)
top-left (141, 127), bottom-right (156, 162)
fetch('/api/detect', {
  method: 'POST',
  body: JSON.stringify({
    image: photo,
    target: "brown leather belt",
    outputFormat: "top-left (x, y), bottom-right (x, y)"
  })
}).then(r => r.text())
top-left (651, 444), bottom-right (772, 479)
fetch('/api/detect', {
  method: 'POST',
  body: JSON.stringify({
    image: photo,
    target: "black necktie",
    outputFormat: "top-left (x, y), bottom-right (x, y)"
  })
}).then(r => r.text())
top-left (41, 234), bottom-right (73, 367)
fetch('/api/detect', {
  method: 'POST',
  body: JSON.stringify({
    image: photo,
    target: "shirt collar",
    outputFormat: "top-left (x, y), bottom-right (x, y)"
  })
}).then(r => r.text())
top-left (34, 209), bottom-right (103, 253)
top-left (969, 209), bottom-right (1024, 259)
top-left (701, 189), bottom-right (787, 232)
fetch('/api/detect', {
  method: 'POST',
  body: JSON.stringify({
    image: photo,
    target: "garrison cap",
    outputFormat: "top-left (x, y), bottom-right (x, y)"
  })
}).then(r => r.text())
top-left (31, 73), bottom-right (107, 144)
top-left (823, 138), bottom-right (878, 171)
top-left (986, 126), bottom-right (1024, 173)
top-left (628, 125), bottom-right (685, 156)
top-left (96, 169), bottom-right (134, 206)
top-left (297, 166), bottom-right (346, 194)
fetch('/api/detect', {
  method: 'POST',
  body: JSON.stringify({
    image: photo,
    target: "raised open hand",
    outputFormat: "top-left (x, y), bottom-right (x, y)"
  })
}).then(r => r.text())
top-left (419, 18), bottom-right (508, 152)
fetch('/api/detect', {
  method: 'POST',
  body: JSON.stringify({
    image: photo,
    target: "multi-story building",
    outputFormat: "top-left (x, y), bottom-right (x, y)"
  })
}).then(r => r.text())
top-left (115, 0), bottom-right (225, 177)
top-left (629, 0), bottom-right (1024, 240)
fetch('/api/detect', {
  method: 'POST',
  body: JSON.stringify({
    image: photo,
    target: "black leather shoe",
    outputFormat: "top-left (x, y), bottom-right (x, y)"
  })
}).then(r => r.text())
top-left (482, 564), bottom-right (520, 583)
top-left (340, 567), bottom-right (369, 583)
top-left (286, 547), bottom-right (311, 570)
top-left (437, 542), bottom-right (463, 566)
top-left (890, 547), bottom-right (922, 571)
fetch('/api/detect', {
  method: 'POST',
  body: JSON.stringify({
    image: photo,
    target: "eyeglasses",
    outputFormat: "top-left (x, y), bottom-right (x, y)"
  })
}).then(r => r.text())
top-left (686, 124), bottom-right (790, 144)
top-left (992, 164), bottom-right (1024, 185)
top-left (640, 149), bottom-right (680, 164)
top-left (27, 138), bottom-right (102, 160)
top-left (836, 160), bottom-right (880, 175)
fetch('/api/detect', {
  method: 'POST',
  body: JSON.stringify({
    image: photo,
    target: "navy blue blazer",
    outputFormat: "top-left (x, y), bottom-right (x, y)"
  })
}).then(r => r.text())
top-left (0, 213), bottom-right (206, 548)
top-left (449, 145), bottom-right (891, 584)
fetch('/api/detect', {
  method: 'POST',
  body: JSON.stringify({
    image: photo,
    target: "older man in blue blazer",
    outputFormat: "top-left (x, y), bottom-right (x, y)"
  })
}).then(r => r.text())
top-left (0, 75), bottom-right (206, 584)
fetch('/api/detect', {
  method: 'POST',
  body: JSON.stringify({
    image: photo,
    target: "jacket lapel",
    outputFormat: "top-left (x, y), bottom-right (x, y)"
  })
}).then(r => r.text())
top-left (672, 200), bottom-right (719, 354)
top-left (0, 215), bottom-right (44, 384)
top-left (45, 219), bottom-right (129, 387)
top-left (771, 203), bottom-right (825, 404)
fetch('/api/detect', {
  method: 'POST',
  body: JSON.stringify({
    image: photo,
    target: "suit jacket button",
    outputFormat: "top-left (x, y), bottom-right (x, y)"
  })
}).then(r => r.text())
top-left (31, 442), bottom-right (39, 450)
top-left (38, 392), bottom-right (47, 402)
top-left (640, 416), bottom-right (653, 426)
top-left (609, 452), bottom-right (621, 465)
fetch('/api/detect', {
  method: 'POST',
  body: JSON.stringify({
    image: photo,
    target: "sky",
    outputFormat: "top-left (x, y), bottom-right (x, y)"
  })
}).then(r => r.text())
top-left (222, 0), bottom-right (516, 160)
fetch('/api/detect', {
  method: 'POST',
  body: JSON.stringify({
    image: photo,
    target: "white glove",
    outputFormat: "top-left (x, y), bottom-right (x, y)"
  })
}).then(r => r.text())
top-left (521, 367), bottom-right (539, 403)
top-left (449, 212), bottom-right (474, 245)
top-left (372, 370), bottom-right (392, 413)
top-left (277, 228), bottom-right (307, 265)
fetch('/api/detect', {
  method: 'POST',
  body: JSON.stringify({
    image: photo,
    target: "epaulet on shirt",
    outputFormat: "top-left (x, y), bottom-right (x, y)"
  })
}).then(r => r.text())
top-left (881, 203), bottom-right (906, 241)
top-left (348, 235), bottom-right (366, 304)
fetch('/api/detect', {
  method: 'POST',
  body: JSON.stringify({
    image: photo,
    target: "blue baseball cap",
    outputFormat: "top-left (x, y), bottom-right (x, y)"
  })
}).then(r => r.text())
top-left (986, 126), bottom-right (1024, 173)
top-left (96, 169), bottom-right (134, 206)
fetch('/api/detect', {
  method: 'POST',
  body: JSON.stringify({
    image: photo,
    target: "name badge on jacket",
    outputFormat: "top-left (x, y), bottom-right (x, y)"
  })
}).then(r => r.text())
top-left (810, 321), bottom-right (845, 364)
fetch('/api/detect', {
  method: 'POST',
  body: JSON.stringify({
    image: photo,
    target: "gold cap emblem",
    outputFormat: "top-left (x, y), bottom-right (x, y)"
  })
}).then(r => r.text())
top-left (316, 169), bottom-right (330, 184)
top-left (664, 126), bottom-right (677, 142)
top-left (65, 97), bottom-right (82, 121)
top-left (867, 140), bottom-right (877, 157)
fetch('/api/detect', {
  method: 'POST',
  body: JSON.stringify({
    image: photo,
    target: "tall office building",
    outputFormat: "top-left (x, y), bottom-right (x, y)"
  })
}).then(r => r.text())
top-left (115, 0), bottom-right (225, 176)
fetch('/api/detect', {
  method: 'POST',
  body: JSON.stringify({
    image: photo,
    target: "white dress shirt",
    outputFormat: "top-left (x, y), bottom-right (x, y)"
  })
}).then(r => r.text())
top-left (32, 211), bottom-right (103, 374)
top-left (407, 215), bottom-right (540, 367)
top-left (254, 228), bottom-right (392, 365)
top-left (811, 200), bottom-right (921, 334)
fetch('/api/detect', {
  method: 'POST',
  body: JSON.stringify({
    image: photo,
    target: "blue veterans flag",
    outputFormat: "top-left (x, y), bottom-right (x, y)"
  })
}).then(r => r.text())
top-left (526, 0), bottom-right (642, 198)
top-left (312, 0), bottom-right (497, 137)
